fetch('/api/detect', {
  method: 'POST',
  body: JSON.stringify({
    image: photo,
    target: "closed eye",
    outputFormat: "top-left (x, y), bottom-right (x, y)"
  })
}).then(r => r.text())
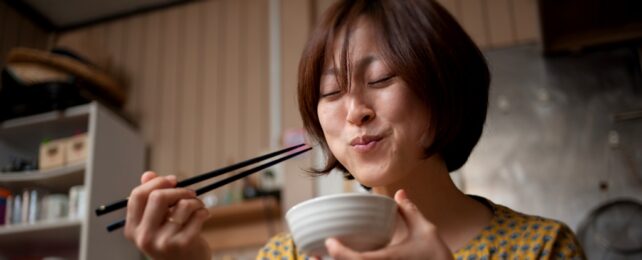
top-left (368, 75), bottom-right (395, 86)
top-left (321, 90), bottom-right (341, 98)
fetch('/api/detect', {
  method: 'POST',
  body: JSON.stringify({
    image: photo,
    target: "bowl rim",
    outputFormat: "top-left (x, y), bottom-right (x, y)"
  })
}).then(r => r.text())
top-left (286, 193), bottom-right (395, 219)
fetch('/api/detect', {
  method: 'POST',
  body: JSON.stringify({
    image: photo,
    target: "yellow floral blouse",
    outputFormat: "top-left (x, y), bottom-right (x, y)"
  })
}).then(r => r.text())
top-left (256, 198), bottom-right (586, 260)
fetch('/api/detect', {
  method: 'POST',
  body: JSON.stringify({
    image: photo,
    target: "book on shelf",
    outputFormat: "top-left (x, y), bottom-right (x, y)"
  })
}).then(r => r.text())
top-left (1, 185), bottom-right (85, 227)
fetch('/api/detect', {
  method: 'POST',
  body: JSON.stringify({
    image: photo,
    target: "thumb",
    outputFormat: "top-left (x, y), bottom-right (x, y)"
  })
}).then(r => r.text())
top-left (326, 238), bottom-right (361, 260)
top-left (394, 189), bottom-right (430, 232)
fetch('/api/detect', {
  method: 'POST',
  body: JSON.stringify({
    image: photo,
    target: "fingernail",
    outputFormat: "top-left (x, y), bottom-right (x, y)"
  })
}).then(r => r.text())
top-left (397, 190), bottom-right (416, 208)
top-left (325, 238), bottom-right (337, 248)
top-left (400, 189), bottom-right (408, 198)
top-left (395, 189), bottom-right (408, 201)
top-left (166, 175), bottom-right (177, 184)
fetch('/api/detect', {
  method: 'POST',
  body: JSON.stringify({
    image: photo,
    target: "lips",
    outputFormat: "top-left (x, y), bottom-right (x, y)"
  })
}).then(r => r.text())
top-left (349, 135), bottom-right (384, 153)
top-left (350, 135), bottom-right (383, 146)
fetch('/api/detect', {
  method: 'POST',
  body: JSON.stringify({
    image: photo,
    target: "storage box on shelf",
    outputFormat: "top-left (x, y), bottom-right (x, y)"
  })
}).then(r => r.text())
top-left (0, 102), bottom-right (145, 260)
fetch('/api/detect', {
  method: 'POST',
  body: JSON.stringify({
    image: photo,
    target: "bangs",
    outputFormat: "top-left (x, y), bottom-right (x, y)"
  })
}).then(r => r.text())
top-left (320, 1), bottom-right (390, 95)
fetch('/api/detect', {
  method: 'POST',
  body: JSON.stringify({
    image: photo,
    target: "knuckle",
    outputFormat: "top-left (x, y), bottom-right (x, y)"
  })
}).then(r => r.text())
top-left (425, 221), bottom-right (437, 232)
top-left (419, 223), bottom-right (438, 238)
top-left (188, 198), bottom-right (204, 209)
top-left (174, 237), bottom-right (191, 249)
top-left (176, 199), bottom-right (191, 210)
top-left (181, 188), bottom-right (196, 196)
top-left (196, 198), bottom-right (206, 208)
top-left (198, 208), bottom-right (210, 220)
top-left (154, 237), bottom-right (175, 254)
top-left (403, 200), bottom-right (418, 211)
top-left (148, 190), bottom-right (166, 204)
top-left (129, 187), bottom-right (145, 201)
top-left (135, 233), bottom-right (153, 252)
top-left (123, 225), bottom-right (134, 240)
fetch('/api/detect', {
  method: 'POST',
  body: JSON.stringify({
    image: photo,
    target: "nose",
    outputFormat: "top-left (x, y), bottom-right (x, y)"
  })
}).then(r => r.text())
top-left (345, 93), bottom-right (375, 126)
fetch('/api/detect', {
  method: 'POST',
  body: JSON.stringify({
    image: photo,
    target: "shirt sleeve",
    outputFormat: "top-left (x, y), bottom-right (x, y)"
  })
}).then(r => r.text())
top-left (549, 224), bottom-right (586, 260)
top-left (256, 233), bottom-right (302, 260)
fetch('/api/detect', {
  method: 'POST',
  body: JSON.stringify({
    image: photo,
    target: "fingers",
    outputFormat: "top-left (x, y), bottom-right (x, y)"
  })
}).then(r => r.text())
top-left (393, 189), bottom-right (450, 258)
top-left (154, 198), bottom-right (208, 252)
top-left (125, 172), bottom-right (212, 259)
top-left (326, 238), bottom-right (362, 260)
top-left (394, 189), bottom-right (432, 235)
top-left (162, 198), bottom-right (206, 234)
top-left (141, 171), bottom-right (158, 184)
top-left (138, 188), bottom-right (197, 233)
top-left (125, 175), bottom-right (177, 234)
top-left (171, 208), bottom-right (210, 247)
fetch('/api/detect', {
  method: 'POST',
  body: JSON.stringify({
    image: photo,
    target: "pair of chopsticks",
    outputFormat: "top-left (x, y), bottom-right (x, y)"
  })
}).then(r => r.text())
top-left (96, 143), bottom-right (312, 232)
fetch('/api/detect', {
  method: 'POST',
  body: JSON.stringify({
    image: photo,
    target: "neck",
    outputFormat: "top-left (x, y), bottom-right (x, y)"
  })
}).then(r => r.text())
top-left (371, 155), bottom-right (492, 251)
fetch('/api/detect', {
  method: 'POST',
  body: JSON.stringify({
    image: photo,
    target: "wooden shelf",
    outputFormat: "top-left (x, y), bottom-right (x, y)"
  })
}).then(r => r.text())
top-left (0, 161), bottom-right (85, 192)
top-left (0, 219), bottom-right (81, 254)
top-left (0, 218), bottom-right (81, 236)
top-left (204, 197), bottom-right (281, 227)
top-left (0, 102), bottom-right (144, 259)
top-left (0, 105), bottom-right (90, 157)
top-left (1, 104), bottom-right (90, 130)
top-left (202, 197), bottom-right (284, 251)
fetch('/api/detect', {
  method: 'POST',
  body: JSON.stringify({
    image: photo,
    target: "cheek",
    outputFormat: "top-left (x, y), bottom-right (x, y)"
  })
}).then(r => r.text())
top-left (317, 106), bottom-right (334, 136)
top-left (317, 103), bottom-right (349, 163)
top-left (375, 89), bottom-right (414, 124)
top-left (377, 87), bottom-right (430, 143)
top-left (317, 102), bottom-right (344, 136)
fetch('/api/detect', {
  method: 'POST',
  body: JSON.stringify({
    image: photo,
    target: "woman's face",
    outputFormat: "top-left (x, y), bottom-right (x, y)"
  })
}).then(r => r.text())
top-left (317, 18), bottom-right (432, 187)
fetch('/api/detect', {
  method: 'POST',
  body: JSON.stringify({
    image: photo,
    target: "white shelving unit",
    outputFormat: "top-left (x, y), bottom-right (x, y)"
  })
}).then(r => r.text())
top-left (0, 102), bottom-right (144, 259)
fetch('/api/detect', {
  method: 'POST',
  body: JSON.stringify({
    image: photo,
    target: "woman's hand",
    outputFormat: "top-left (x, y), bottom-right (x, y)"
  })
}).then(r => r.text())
top-left (325, 190), bottom-right (453, 260)
top-left (123, 171), bottom-right (211, 260)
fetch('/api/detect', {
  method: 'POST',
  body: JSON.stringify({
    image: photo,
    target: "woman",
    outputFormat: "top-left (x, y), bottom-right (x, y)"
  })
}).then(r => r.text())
top-left (124, 1), bottom-right (586, 259)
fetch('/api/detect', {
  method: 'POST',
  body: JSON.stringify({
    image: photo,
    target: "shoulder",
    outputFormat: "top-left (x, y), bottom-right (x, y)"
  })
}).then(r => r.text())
top-left (494, 204), bottom-right (586, 259)
top-left (256, 233), bottom-right (307, 260)
top-left (455, 198), bottom-right (585, 259)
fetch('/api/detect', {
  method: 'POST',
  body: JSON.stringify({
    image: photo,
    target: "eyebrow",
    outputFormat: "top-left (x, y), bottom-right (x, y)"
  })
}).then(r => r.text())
top-left (323, 55), bottom-right (379, 76)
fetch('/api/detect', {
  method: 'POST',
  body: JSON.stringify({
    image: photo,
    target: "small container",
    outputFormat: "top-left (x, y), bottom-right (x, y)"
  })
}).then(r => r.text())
top-left (21, 189), bottom-right (30, 223)
top-left (3, 196), bottom-right (12, 225)
top-left (42, 194), bottom-right (68, 221)
top-left (12, 194), bottom-right (22, 224)
top-left (39, 139), bottom-right (67, 170)
top-left (0, 188), bottom-right (11, 225)
top-left (68, 185), bottom-right (85, 219)
top-left (65, 134), bottom-right (88, 164)
top-left (28, 189), bottom-right (47, 223)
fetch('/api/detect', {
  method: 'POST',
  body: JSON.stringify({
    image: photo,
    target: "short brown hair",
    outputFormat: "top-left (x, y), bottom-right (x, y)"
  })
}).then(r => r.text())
top-left (298, 0), bottom-right (490, 175)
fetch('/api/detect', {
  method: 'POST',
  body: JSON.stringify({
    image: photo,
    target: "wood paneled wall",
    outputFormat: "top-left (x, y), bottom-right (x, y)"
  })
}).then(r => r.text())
top-left (0, 1), bottom-right (50, 68)
top-left (313, 0), bottom-right (541, 49)
top-left (438, 0), bottom-right (541, 48)
top-left (280, 0), bottom-right (317, 212)
top-left (56, 0), bottom-right (271, 178)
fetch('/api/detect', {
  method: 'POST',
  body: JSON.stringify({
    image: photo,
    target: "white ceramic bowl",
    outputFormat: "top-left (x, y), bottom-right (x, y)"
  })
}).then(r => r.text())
top-left (286, 193), bottom-right (397, 256)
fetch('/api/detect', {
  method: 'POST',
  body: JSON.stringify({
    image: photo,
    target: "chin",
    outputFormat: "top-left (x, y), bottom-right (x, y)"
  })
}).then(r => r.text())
top-left (349, 165), bottom-right (395, 188)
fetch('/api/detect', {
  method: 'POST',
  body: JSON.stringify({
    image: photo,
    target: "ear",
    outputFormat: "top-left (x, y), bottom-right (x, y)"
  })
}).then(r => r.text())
top-left (418, 126), bottom-right (435, 151)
